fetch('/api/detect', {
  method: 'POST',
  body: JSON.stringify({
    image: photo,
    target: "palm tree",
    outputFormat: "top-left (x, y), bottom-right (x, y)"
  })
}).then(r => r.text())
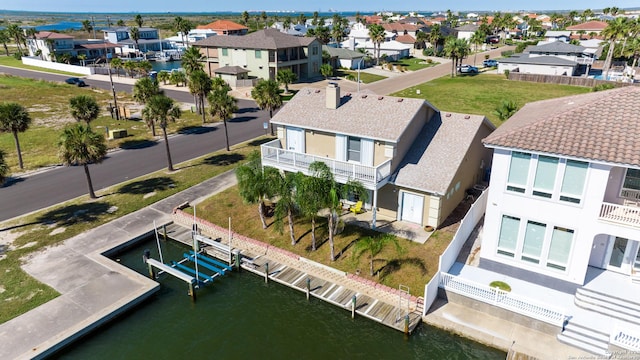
top-left (6, 24), bottom-right (24, 54)
top-left (82, 19), bottom-right (93, 34)
top-left (170, 70), bottom-right (187, 87)
top-left (352, 233), bottom-right (402, 276)
top-left (110, 57), bottom-right (123, 77)
top-left (173, 16), bottom-right (187, 46)
top-left (158, 70), bottom-right (170, 85)
top-left (443, 37), bottom-right (459, 77)
top-left (276, 68), bottom-right (297, 93)
top-left (188, 70), bottom-right (213, 124)
top-left (455, 38), bottom-right (470, 69)
top-left (181, 46), bottom-right (204, 76)
top-left (581, 9), bottom-right (594, 23)
top-left (602, 17), bottom-right (629, 79)
top-left (136, 60), bottom-right (152, 77)
top-left (208, 88), bottom-right (238, 151)
top-left (0, 102), bottom-right (31, 170)
top-left (469, 30), bottom-right (485, 66)
top-left (368, 24), bottom-right (385, 65)
top-left (0, 149), bottom-right (9, 185)
top-left (251, 79), bottom-right (282, 136)
top-left (133, 77), bottom-right (162, 105)
top-left (77, 53), bottom-right (87, 66)
top-left (117, 19), bottom-right (125, 27)
top-left (241, 11), bottom-right (250, 26)
top-left (130, 27), bottom-right (140, 54)
top-left (58, 123), bottom-right (107, 199)
top-left (134, 14), bottom-right (144, 28)
top-left (144, 94), bottom-right (181, 171)
top-left (236, 151), bottom-right (279, 229)
top-left (283, 17), bottom-right (292, 30)
top-left (298, 162), bottom-right (333, 250)
top-left (320, 63), bottom-right (333, 79)
top-left (123, 60), bottom-right (136, 78)
top-left (44, 38), bottom-right (56, 62)
top-left (261, 11), bottom-right (268, 29)
top-left (428, 24), bottom-right (443, 51)
top-left (0, 30), bottom-right (10, 56)
top-left (493, 99), bottom-right (519, 121)
top-left (274, 171), bottom-right (301, 245)
top-left (69, 95), bottom-right (100, 128)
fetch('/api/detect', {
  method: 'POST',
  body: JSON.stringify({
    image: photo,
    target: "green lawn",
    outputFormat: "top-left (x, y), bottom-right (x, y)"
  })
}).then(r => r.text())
top-left (391, 74), bottom-right (591, 126)
top-left (0, 55), bottom-right (85, 76)
top-left (0, 137), bottom-right (271, 324)
top-left (337, 69), bottom-right (387, 84)
top-left (390, 57), bottom-right (439, 71)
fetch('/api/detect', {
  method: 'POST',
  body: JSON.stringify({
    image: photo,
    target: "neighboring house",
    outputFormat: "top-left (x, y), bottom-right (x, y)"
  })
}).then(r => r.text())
top-left (498, 41), bottom-right (596, 76)
top-left (382, 23), bottom-right (424, 38)
top-left (103, 27), bottom-right (169, 54)
top-left (454, 23), bottom-right (479, 40)
top-left (322, 45), bottom-right (365, 70)
top-left (341, 38), bottom-right (412, 61)
top-left (196, 20), bottom-right (248, 36)
top-left (544, 30), bottom-right (572, 43)
top-left (348, 22), bottom-right (395, 43)
top-left (479, 86), bottom-right (640, 354)
top-left (192, 29), bottom-right (322, 82)
top-left (212, 65), bottom-right (250, 87)
top-left (26, 31), bottom-right (118, 63)
top-left (261, 83), bottom-right (494, 229)
top-left (566, 20), bottom-right (609, 35)
top-left (165, 29), bottom-right (217, 49)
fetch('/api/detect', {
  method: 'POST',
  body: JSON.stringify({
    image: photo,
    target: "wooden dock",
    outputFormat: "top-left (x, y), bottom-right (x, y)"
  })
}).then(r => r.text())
top-left (160, 222), bottom-right (423, 334)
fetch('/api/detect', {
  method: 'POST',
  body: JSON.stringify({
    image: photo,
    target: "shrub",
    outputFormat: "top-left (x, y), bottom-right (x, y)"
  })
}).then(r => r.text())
top-left (484, 54), bottom-right (490, 60)
top-left (505, 39), bottom-right (514, 45)
top-left (13, 52), bottom-right (22, 60)
top-left (426, 58), bottom-right (433, 64)
top-left (501, 50), bottom-right (514, 57)
top-left (423, 48), bottom-right (435, 56)
top-left (386, 63), bottom-right (394, 71)
top-left (503, 69), bottom-right (510, 78)
top-left (490, 281), bottom-right (511, 292)
top-left (592, 83), bottom-right (616, 92)
top-left (345, 74), bottom-right (356, 81)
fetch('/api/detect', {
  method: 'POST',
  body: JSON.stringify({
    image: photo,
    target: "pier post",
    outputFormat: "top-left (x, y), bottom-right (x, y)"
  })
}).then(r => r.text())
top-left (404, 314), bottom-right (409, 335)
top-left (162, 224), bottom-right (167, 241)
top-left (189, 281), bottom-right (197, 302)
top-left (233, 250), bottom-right (241, 271)
top-left (306, 278), bottom-right (311, 300)
top-left (352, 295), bottom-right (357, 319)
top-left (265, 262), bottom-right (269, 283)
top-left (147, 262), bottom-right (155, 280)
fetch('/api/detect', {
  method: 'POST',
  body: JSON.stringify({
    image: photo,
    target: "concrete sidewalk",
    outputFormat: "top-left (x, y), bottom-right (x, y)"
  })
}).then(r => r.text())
top-left (0, 170), bottom-right (237, 360)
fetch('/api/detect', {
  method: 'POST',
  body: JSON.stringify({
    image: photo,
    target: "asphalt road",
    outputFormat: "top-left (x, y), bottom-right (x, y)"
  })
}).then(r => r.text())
top-left (0, 66), bottom-right (268, 222)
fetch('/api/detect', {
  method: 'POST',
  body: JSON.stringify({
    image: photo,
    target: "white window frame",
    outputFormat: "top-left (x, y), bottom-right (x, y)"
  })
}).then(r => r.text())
top-left (506, 151), bottom-right (531, 194)
top-left (621, 168), bottom-right (640, 198)
top-left (347, 136), bottom-right (361, 163)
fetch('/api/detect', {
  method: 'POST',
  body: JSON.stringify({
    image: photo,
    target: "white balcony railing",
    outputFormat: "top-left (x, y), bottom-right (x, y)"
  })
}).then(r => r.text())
top-left (261, 139), bottom-right (391, 189)
top-left (440, 272), bottom-right (566, 326)
top-left (611, 321), bottom-right (640, 352)
top-left (599, 202), bottom-right (640, 228)
top-left (621, 188), bottom-right (640, 201)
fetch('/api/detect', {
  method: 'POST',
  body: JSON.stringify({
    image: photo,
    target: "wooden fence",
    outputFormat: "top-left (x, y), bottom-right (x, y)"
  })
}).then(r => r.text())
top-left (508, 72), bottom-right (637, 88)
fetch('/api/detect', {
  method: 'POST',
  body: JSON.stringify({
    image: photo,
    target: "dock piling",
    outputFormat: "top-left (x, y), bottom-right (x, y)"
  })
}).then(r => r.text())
top-left (162, 224), bottom-right (167, 241)
top-left (189, 281), bottom-right (196, 302)
top-left (306, 278), bottom-right (311, 300)
top-left (265, 262), bottom-right (269, 283)
top-left (352, 295), bottom-right (357, 319)
top-left (404, 314), bottom-right (409, 335)
top-left (233, 250), bottom-right (241, 271)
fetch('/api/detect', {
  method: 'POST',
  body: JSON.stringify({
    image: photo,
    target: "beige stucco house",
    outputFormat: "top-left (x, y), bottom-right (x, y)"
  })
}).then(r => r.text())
top-left (261, 84), bottom-right (495, 229)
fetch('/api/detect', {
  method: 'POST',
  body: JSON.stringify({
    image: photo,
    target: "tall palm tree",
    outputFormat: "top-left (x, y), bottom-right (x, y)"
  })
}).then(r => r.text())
top-left (241, 11), bottom-right (250, 26)
top-left (157, 70), bottom-right (170, 85)
top-left (0, 30), bottom-right (10, 56)
top-left (173, 16), bottom-right (187, 46)
top-left (0, 102), bottom-right (31, 170)
top-left (82, 19), bottom-right (93, 34)
top-left (0, 149), bottom-right (9, 185)
top-left (455, 38), bottom-right (471, 69)
top-left (77, 53), bottom-right (87, 66)
top-left (130, 27), bottom-right (140, 54)
top-left (298, 162), bottom-right (333, 251)
top-left (134, 14), bottom-right (144, 28)
top-left (144, 94), bottom-right (182, 171)
top-left (352, 233), bottom-right (402, 276)
top-left (208, 88), bottom-right (238, 151)
top-left (251, 79), bottom-right (282, 136)
top-left (173, 16), bottom-right (193, 47)
top-left (181, 46), bottom-right (204, 76)
top-left (6, 24), bottom-right (24, 54)
top-left (188, 70), bottom-right (213, 124)
top-left (274, 171), bottom-right (301, 245)
top-left (261, 11), bottom-right (268, 29)
top-left (443, 37), bottom-right (459, 77)
top-left (236, 151), bottom-right (280, 229)
top-left (110, 57), bottom-right (123, 77)
top-left (134, 77), bottom-right (162, 135)
top-left (58, 123), bottom-right (107, 199)
top-left (368, 24), bottom-right (385, 65)
top-left (469, 30), bottom-right (485, 66)
top-left (602, 17), bottom-right (629, 79)
top-left (69, 95), bottom-right (100, 128)
top-left (428, 24), bottom-right (442, 51)
top-left (170, 70), bottom-right (187, 87)
top-left (276, 68), bottom-right (297, 93)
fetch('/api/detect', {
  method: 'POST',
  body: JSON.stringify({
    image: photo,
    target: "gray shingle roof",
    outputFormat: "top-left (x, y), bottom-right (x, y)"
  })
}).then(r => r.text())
top-left (455, 24), bottom-right (480, 32)
top-left (192, 29), bottom-right (317, 50)
top-left (526, 41), bottom-right (585, 54)
top-left (322, 45), bottom-right (364, 60)
top-left (270, 87), bottom-right (429, 142)
top-left (214, 65), bottom-right (249, 75)
top-left (499, 54), bottom-right (577, 66)
top-left (392, 113), bottom-right (493, 195)
top-left (483, 86), bottom-right (640, 167)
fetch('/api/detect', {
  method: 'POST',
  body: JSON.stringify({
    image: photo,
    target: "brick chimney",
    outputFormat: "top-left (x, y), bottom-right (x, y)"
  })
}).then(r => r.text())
top-left (326, 82), bottom-right (340, 109)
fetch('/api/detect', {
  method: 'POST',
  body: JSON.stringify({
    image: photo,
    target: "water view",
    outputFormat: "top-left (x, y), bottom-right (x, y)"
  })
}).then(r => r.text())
top-left (56, 237), bottom-right (505, 359)
top-left (151, 60), bottom-right (183, 72)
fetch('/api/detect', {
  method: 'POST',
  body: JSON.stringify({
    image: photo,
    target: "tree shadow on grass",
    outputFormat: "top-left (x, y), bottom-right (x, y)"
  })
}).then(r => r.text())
top-left (117, 177), bottom-right (174, 195)
top-left (119, 139), bottom-right (157, 150)
top-left (229, 116), bottom-right (257, 123)
top-left (177, 125), bottom-right (217, 135)
top-left (201, 153), bottom-right (245, 166)
top-left (378, 257), bottom-right (428, 278)
top-left (36, 202), bottom-right (111, 227)
top-left (247, 137), bottom-right (276, 147)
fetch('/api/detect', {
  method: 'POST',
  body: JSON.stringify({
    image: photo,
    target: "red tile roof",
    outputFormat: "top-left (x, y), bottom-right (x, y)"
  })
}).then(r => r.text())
top-left (197, 20), bottom-right (247, 31)
top-left (382, 23), bottom-right (419, 32)
top-left (566, 20), bottom-right (609, 31)
top-left (35, 31), bottom-right (73, 40)
top-left (483, 86), bottom-right (640, 166)
top-left (395, 34), bottom-right (416, 44)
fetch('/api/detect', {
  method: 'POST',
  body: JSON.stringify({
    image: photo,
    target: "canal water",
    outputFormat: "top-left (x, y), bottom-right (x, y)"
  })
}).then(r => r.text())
top-left (56, 237), bottom-right (505, 359)
top-left (151, 60), bottom-right (183, 73)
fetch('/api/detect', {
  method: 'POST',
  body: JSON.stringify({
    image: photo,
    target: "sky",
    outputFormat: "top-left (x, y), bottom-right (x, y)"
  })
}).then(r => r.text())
top-left (1, 0), bottom-right (638, 13)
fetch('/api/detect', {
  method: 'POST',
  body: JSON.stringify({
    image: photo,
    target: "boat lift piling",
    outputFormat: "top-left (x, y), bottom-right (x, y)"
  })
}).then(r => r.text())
top-left (145, 258), bottom-right (197, 301)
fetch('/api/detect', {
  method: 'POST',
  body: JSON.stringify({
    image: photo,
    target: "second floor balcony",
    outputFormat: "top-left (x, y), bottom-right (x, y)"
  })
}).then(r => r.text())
top-left (599, 202), bottom-right (640, 228)
top-left (261, 139), bottom-right (391, 190)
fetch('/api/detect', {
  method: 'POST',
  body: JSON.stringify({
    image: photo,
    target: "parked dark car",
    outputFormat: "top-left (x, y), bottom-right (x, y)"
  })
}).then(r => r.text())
top-left (485, 36), bottom-right (500, 44)
top-left (458, 65), bottom-right (479, 74)
top-left (65, 77), bottom-right (86, 87)
top-left (483, 59), bottom-right (498, 67)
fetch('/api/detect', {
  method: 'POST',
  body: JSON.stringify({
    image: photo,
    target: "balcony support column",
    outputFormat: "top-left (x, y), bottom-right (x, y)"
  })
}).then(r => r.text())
top-left (371, 188), bottom-right (378, 230)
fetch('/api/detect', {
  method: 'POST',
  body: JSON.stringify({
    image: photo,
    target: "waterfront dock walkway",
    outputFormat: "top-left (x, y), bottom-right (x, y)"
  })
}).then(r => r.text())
top-left (164, 222), bottom-right (423, 334)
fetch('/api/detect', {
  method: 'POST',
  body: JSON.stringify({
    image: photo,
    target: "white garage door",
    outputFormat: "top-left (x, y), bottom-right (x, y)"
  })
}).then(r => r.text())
top-left (401, 192), bottom-right (424, 225)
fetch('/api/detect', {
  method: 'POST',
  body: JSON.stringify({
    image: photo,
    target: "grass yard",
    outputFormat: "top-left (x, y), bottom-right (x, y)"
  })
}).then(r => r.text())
top-left (337, 69), bottom-right (387, 84)
top-left (0, 75), bottom-right (205, 171)
top-left (0, 55), bottom-right (85, 76)
top-left (191, 188), bottom-right (453, 297)
top-left (390, 57), bottom-right (439, 71)
top-left (391, 73), bottom-right (591, 126)
top-left (0, 136), bottom-right (272, 324)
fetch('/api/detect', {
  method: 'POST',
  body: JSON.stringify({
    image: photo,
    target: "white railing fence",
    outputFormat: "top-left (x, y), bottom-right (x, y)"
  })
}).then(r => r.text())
top-left (422, 189), bottom-right (488, 316)
top-left (440, 273), bottom-right (566, 326)
top-left (611, 321), bottom-right (640, 352)
top-left (599, 202), bottom-right (640, 227)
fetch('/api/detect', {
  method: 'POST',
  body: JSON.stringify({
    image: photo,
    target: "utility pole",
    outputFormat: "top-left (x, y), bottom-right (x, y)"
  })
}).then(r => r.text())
top-left (91, 16), bottom-right (97, 39)
top-left (104, 39), bottom-right (119, 120)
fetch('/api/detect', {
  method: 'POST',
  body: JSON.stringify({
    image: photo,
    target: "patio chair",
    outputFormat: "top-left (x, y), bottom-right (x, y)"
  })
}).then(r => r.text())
top-left (349, 201), bottom-right (364, 215)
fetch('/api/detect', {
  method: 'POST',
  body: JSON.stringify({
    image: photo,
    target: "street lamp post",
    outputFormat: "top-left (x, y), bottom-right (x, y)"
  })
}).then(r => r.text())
top-left (357, 57), bottom-right (364, 93)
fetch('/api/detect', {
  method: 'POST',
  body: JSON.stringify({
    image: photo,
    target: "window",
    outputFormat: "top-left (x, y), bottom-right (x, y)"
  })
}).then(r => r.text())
top-left (521, 221), bottom-right (546, 264)
top-left (497, 215), bottom-right (520, 257)
top-left (547, 227), bottom-right (574, 271)
top-left (347, 137), bottom-right (361, 163)
top-left (255, 50), bottom-right (261, 59)
top-left (221, 48), bottom-right (228, 56)
top-left (312, 45), bottom-right (318, 55)
top-left (623, 169), bottom-right (640, 191)
top-left (560, 160), bottom-right (588, 203)
top-left (507, 152), bottom-right (531, 193)
top-left (532, 156), bottom-right (558, 198)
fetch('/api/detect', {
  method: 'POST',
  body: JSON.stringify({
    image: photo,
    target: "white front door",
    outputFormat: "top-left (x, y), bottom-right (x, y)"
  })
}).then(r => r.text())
top-left (286, 127), bottom-right (304, 153)
top-left (401, 192), bottom-right (424, 225)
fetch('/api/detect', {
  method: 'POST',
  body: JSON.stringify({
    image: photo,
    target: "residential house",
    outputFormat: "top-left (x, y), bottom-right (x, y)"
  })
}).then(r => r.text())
top-left (341, 37), bottom-right (412, 61)
top-left (498, 41), bottom-right (596, 76)
top-left (26, 31), bottom-right (118, 63)
top-left (478, 86), bottom-right (640, 355)
top-left (103, 27), bottom-right (168, 54)
top-left (322, 45), bottom-right (365, 70)
top-left (382, 23), bottom-right (424, 38)
top-left (455, 23), bottom-right (480, 40)
top-left (196, 20), bottom-right (248, 36)
top-left (543, 31), bottom-right (572, 43)
top-left (566, 20), bottom-right (609, 36)
top-left (192, 29), bottom-right (322, 82)
top-left (261, 84), bottom-right (494, 229)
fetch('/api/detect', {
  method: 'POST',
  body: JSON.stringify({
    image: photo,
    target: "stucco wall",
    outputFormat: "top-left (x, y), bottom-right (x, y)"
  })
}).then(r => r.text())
top-left (22, 56), bottom-right (94, 75)
top-left (305, 130), bottom-right (335, 158)
top-left (498, 62), bottom-right (576, 76)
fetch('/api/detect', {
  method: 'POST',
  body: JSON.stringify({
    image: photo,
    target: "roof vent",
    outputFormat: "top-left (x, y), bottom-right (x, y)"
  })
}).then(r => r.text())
top-left (464, 115), bottom-right (470, 119)
top-left (315, 89), bottom-right (321, 93)
top-left (445, 113), bottom-right (452, 117)
top-left (361, 94), bottom-right (368, 99)
top-left (397, 98), bottom-right (404, 102)
top-left (378, 96), bottom-right (384, 100)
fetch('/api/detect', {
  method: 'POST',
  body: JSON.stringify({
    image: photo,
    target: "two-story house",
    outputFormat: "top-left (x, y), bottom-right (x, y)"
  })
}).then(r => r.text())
top-left (26, 31), bottom-right (119, 63)
top-left (479, 86), bottom-right (640, 354)
top-left (498, 41), bottom-right (596, 76)
top-left (261, 83), bottom-right (494, 229)
top-left (196, 20), bottom-right (248, 36)
top-left (192, 29), bottom-right (322, 82)
top-left (103, 27), bottom-right (168, 54)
